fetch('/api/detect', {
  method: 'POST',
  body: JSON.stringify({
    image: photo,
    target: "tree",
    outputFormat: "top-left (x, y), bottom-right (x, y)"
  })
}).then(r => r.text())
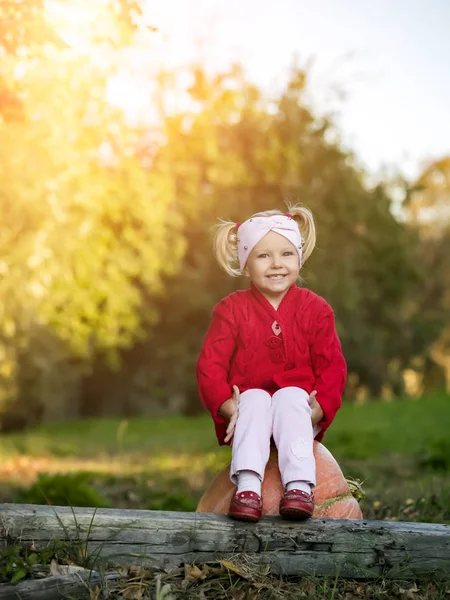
top-left (404, 157), bottom-right (450, 391)
top-left (0, 0), bottom-right (181, 428)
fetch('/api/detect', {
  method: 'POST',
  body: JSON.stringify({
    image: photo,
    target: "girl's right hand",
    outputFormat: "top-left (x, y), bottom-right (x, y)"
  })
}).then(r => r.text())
top-left (309, 390), bottom-right (324, 425)
top-left (221, 385), bottom-right (240, 445)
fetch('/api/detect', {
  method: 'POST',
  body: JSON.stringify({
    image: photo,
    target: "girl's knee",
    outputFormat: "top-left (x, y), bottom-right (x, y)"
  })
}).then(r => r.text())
top-left (272, 386), bottom-right (310, 405)
top-left (240, 388), bottom-right (272, 404)
top-left (237, 389), bottom-right (272, 418)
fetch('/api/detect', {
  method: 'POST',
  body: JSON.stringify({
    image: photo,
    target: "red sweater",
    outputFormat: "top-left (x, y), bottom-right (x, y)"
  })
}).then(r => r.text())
top-left (196, 284), bottom-right (347, 445)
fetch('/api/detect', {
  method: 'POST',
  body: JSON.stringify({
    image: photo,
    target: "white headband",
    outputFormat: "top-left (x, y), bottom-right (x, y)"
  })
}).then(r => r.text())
top-left (237, 214), bottom-right (303, 269)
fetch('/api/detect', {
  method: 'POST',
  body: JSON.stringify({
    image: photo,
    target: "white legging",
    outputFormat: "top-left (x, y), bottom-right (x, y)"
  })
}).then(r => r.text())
top-left (230, 387), bottom-right (318, 488)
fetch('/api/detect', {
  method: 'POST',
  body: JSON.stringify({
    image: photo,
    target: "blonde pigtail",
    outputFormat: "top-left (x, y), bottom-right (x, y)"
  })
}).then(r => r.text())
top-left (213, 220), bottom-right (241, 277)
top-left (287, 204), bottom-right (316, 264)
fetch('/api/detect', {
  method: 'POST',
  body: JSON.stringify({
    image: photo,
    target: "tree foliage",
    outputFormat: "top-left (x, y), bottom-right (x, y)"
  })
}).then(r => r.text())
top-left (0, 0), bottom-right (182, 427)
top-left (404, 157), bottom-right (450, 391)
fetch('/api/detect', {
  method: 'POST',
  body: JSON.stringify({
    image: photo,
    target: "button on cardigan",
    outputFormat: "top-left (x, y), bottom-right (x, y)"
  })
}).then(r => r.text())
top-left (196, 284), bottom-right (347, 445)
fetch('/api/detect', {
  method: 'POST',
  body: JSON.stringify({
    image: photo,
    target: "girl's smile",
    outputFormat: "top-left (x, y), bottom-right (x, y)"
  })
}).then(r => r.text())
top-left (243, 231), bottom-right (300, 308)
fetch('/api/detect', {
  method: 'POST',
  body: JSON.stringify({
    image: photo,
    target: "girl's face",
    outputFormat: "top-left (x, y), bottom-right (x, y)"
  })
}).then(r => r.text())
top-left (243, 231), bottom-right (300, 308)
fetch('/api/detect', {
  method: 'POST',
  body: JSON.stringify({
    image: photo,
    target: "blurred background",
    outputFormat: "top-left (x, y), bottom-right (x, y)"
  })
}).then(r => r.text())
top-left (0, 0), bottom-right (449, 521)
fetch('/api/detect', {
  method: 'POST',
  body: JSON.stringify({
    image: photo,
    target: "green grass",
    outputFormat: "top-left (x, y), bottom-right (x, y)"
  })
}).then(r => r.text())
top-left (0, 413), bottom-right (220, 458)
top-left (1, 391), bottom-right (448, 460)
top-left (325, 392), bottom-right (450, 461)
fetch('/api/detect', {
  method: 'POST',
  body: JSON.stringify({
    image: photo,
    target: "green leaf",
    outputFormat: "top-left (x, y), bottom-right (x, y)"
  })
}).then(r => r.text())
top-left (10, 566), bottom-right (27, 584)
top-left (27, 553), bottom-right (39, 565)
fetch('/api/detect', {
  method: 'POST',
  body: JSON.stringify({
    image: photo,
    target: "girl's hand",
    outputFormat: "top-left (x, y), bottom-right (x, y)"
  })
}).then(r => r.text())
top-left (222, 385), bottom-right (240, 445)
top-left (309, 390), bottom-right (324, 425)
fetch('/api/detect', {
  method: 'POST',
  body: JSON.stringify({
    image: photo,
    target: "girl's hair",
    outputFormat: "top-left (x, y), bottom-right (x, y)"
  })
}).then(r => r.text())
top-left (213, 203), bottom-right (316, 277)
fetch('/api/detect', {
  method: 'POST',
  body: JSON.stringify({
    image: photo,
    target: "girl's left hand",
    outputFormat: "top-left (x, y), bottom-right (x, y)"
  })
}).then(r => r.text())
top-left (309, 390), bottom-right (324, 425)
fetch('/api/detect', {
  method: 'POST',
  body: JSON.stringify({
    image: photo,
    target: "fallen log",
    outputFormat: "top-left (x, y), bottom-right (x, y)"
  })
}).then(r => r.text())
top-left (0, 569), bottom-right (123, 600)
top-left (1, 503), bottom-right (449, 580)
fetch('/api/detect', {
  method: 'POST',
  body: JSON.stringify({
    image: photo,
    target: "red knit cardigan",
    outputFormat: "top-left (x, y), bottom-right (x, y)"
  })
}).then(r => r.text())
top-left (196, 284), bottom-right (347, 445)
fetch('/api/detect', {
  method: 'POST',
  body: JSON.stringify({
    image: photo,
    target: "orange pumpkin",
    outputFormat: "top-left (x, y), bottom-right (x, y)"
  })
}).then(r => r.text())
top-left (196, 441), bottom-right (363, 519)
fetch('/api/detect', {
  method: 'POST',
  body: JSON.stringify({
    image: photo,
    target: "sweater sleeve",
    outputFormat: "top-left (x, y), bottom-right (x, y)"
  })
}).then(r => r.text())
top-left (196, 297), bottom-right (237, 421)
top-left (310, 304), bottom-right (347, 435)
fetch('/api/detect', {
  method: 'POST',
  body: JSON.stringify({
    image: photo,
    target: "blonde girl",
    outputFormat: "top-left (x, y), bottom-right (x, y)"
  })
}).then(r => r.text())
top-left (197, 205), bottom-right (346, 521)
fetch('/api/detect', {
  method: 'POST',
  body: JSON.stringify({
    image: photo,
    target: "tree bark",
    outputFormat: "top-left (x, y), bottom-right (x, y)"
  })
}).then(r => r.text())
top-left (0, 569), bottom-right (122, 600)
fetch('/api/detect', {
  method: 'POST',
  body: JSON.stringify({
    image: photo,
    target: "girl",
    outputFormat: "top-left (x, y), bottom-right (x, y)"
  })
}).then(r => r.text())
top-left (196, 206), bottom-right (346, 522)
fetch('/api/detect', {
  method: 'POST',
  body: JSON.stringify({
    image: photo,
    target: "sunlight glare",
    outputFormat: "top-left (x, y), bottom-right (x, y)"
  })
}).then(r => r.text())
top-left (44, 0), bottom-right (100, 54)
top-left (42, 1), bottom-right (200, 125)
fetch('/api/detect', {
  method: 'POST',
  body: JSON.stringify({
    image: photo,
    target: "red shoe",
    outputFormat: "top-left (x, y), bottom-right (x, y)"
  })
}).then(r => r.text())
top-left (279, 489), bottom-right (314, 520)
top-left (228, 491), bottom-right (262, 522)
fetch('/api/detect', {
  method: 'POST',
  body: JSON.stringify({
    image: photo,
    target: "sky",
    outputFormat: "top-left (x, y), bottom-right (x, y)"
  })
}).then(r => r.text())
top-left (145, 0), bottom-right (450, 181)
